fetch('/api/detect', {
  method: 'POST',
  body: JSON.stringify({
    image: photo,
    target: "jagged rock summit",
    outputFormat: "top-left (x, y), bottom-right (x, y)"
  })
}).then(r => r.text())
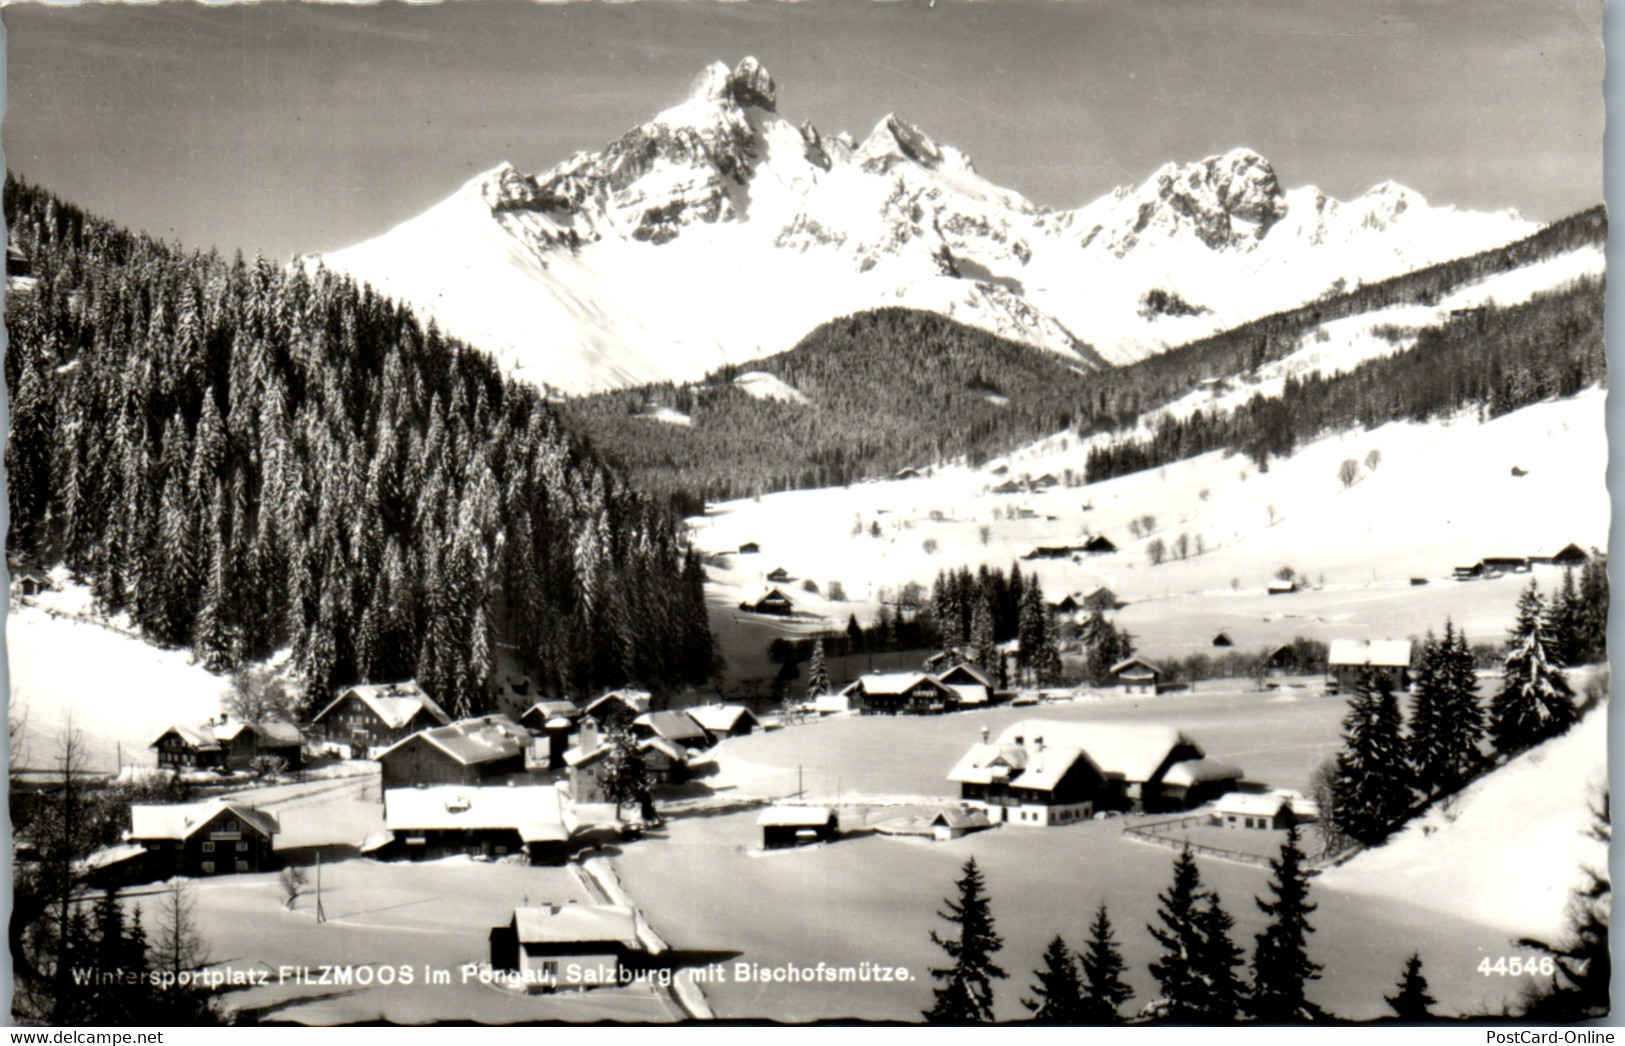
top-left (319, 58), bottom-right (1536, 394)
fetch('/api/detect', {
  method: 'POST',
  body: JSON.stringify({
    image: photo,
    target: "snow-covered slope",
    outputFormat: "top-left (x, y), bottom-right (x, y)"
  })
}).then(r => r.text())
top-left (1319, 701), bottom-right (1608, 941)
top-left (320, 58), bottom-right (1535, 394)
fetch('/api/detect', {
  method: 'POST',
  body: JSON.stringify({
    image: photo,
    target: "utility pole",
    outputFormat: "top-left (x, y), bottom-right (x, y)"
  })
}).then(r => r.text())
top-left (315, 852), bottom-right (327, 924)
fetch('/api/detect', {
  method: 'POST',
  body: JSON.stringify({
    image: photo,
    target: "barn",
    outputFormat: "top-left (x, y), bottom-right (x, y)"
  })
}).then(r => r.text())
top-left (488, 904), bottom-right (643, 990)
top-left (758, 806), bottom-right (839, 848)
top-left (376, 715), bottom-right (529, 791)
top-left (1327, 639), bottom-right (1413, 694)
top-left (379, 784), bottom-right (575, 864)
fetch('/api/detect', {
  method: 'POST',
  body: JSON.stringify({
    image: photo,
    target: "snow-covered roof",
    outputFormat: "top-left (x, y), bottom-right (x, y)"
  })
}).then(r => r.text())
top-left (128, 800), bottom-right (278, 842)
top-left (583, 689), bottom-right (652, 718)
top-left (377, 715), bottom-right (528, 767)
top-left (812, 693), bottom-right (851, 715)
top-left (946, 684), bottom-right (988, 706)
top-left (1327, 639), bottom-right (1412, 668)
top-left (1110, 657), bottom-right (1163, 679)
top-left (214, 720), bottom-right (303, 746)
top-left (315, 681), bottom-right (451, 731)
top-left (1213, 791), bottom-right (1293, 818)
top-left (521, 700), bottom-right (581, 722)
top-left (634, 710), bottom-right (710, 745)
top-left (512, 904), bottom-right (640, 949)
top-left (1161, 757), bottom-right (1244, 788)
top-left (937, 663), bottom-right (992, 688)
top-left (950, 720), bottom-right (1200, 790)
top-left (930, 807), bottom-right (993, 830)
top-left (841, 672), bottom-right (945, 696)
top-left (684, 704), bottom-right (758, 733)
top-left (639, 736), bottom-right (690, 764)
top-left (758, 805), bottom-right (835, 827)
top-left (150, 723), bottom-right (222, 751)
top-left (385, 785), bottom-right (574, 842)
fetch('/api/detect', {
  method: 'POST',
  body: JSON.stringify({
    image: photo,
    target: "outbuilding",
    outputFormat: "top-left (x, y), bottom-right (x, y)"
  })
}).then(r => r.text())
top-left (489, 904), bottom-right (643, 990)
top-left (1326, 639), bottom-right (1413, 694)
top-left (758, 806), bottom-right (838, 849)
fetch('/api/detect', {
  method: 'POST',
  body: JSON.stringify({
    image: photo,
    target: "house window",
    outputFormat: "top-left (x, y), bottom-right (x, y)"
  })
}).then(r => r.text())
top-left (235, 860), bottom-right (249, 872)
top-left (236, 842), bottom-right (249, 852)
top-left (201, 861), bottom-right (215, 874)
top-left (202, 842), bottom-right (215, 853)
top-left (226, 821), bottom-right (239, 832)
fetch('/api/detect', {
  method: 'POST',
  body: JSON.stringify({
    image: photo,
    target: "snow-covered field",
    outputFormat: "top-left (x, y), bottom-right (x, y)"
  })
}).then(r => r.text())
top-left (694, 389), bottom-right (1607, 687)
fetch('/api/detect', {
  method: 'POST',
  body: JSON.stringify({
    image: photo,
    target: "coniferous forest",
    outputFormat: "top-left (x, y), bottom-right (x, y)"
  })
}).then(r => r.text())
top-left (3, 177), bottom-right (716, 715)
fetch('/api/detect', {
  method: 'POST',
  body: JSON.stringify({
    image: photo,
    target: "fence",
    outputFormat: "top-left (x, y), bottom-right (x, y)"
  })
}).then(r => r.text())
top-left (1121, 815), bottom-right (1275, 869)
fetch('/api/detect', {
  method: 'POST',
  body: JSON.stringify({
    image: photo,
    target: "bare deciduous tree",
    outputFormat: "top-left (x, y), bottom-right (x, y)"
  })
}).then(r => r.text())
top-left (1337, 458), bottom-right (1360, 490)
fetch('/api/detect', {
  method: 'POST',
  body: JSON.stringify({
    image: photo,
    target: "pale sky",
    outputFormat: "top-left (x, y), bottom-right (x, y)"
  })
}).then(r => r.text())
top-left (1, 0), bottom-right (1605, 261)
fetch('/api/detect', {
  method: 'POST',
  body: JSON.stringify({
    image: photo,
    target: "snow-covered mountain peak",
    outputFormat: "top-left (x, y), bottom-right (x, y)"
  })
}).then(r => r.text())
top-left (321, 62), bottom-right (1542, 393)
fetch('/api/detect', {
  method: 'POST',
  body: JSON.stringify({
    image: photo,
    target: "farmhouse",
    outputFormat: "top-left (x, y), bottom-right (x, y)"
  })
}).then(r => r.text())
top-left (1547, 543), bottom-right (1592, 567)
top-left (311, 680), bottom-right (451, 758)
top-left (992, 479), bottom-right (1023, 495)
top-left (632, 710), bottom-right (713, 751)
top-left (842, 672), bottom-right (958, 715)
top-left (766, 566), bottom-right (795, 583)
top-left (683, 704), bottom-right (759, 739)
top-left (1110, 657), bottom-right (1166, 696)
top-left (149, 724), bottom-right (225, 773)
top-left (1326, 639), bottom-right (1413, 694)
top-left (376, 715), bottom-right (529, 791)
top-left (758, 806), bottom-right (839, 849)
top-left (127, 799), bottom-right (279, 878)
top-left (378, 784), bottom-right (576, 864)
top-left (488, 904), bottom-right (643, 989)
top-left (949, 720), bottom-right (1233, 823)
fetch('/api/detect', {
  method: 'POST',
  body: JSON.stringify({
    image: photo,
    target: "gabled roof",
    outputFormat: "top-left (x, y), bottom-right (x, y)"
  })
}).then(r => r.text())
top-left (945, 684), bottom-right (989, 707)
top-left (512, 904), bottom-right (640, 949)
top-left (521, 700), bottom-right (581, 722)
top-left (951, 720), bottom-right (1200, 789)
top-left (634, 710), bottom-right (711, 745)
top-left (582, 689), bottom-right (652, 718)
top-left (385, 784), bottom-right (574, 842)
top-left (1110, 657), bottom-right (1163, 678)
top-left (314, 681), bottom-right (451, 731)
top-left (1161, 757), bottom-right (1244, 788)
top-left (758, 805), bottom-right (835, 827)
top-left (841, 672), bottom-right (950, 697)
top-left (639, 737), bottom-right (690, 764)
top-left (378, 715), bottom-right (528, 767)
top-left (1213, 791), bottom-right (1293, 817)
top-left (1327, 639), bottom-right (1412, 669)
top-left (930, 807), bottom-right (993, 830)
top-left (684, 704), bottom-right (758, 733)
top-left (149, 724), bottom-right (222, 752)
top-left (937, 663), bottom-right (992, 688)
top-left (128, 800), bottom-right (278, 842)
top-left (214, 720), bottom-right (303, 747)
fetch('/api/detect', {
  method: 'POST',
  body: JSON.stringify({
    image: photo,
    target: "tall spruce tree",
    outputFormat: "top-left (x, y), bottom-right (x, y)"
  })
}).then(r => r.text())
top-left (1079, 902), bottom-right (1134, 1023)
top-left (1147, 845), bottom-right (1208, 1021)
top-left (1329, 667), bottom-right (1413, 846)
top-left (1022, 935), bottom-right (1086, 1022)
top-left (1193, 891), bottom-right (1248, 1022)
top-left (1249, 823), bottom-right (1322, 1021)
top-left (924, 856), bottom-right (1007, 1023)
top-left (1405, 629), bottom-right (1449, 798)
top-left (1490, 581), bottom-right (1577, 756)
top-left (806, 638), bottom-right (830, 698)
top-left (1432, 620), bottom-right (1485, 793)
top-left (1384, 953), bottom-right (1436, 1020)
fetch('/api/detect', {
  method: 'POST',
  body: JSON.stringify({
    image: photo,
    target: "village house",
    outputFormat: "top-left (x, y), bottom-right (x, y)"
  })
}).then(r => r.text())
top-left (1481, 556), bottom-right (1531, 574)
top-left (375, 784), bottom-right (576, 864)
top-left (1081, 587), bottom-right (1121, 612)
top-left (214, 717), bottom-right (305, 772)
top-left (1326, 639), bottom-right (1413, 694)
top-left (488, 904), bottom-right (643, 990)
top-left (948, 720), bottom-right (1240, 824)
top-left (842, 672), bottom-right (958, 715)
top-left (1532, 543), bottom-right (1591, 567)
top-left (127, 799), bottom-right (279, 878)
top-left (765, 566), bottom-right (796, 583)
top-left (1212, 790), bottom-right (1318, 831)
top-left (580, 689), bottom-right (652, 727)
top-left (376, 715), bottom-right (530, 791)
top-left (737, 542), bottom-right (761, 555)
top-left (937, 662), bottom-right (993, 706)
top-left (1110, 657), bottom-right (1166, 696)
top-left (758, 806), bottom-right (839, 848)
top-left (311, 680), bottom-right (452, 758)
top-left (1453, 562), bottom-right (1485, 581)
top-left (744, 587), bottom-right (795, 616)
top-left (519, 700), bottom-right (582, 734)
top-left (631, 710), bottom-right (713, 751)
top-left (683, 704), bottom-right (760, 739)
top-left (1211, 631), bottom-right (1234, 648)
top-left (1082, 535), bottom-right (1118, 555)
top-left (150, 724), bottom-right (226, 773)
top-left (566, 717), bottom-right (692, 800)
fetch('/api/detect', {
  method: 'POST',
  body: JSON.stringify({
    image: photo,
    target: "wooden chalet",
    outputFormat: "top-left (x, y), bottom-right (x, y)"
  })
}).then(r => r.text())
top-left (737, 542), bottom-right (761, 555)
top-left (1481, 556), bottom-right (1531, 574)
top-left (1081, 587), bottom-right (1121, 612)
top-left (311, 680), bottom-right (451, 758)
top-left (565, 717), bottom-right (692, 798)
top-left (489, 904), bottom-right (642, 988)
top-left (745, 587), bottom-right (795, 616)
top-left (6, 243), bottom-right (32, 278)
top-left (1326, 639), bottom-right (1413, 694)
top-left (683, 704), bottom-right (760, 739)
top-left (937, 663), bottom-right (993, 706)
top-left (1211, 631), bottom-right (1234, 648)
top-left (765, 566), bottom-right (795, 583)
top-left (1110, 657), bottom-right (1165, 696)
top-left (632, 710), bottom-right (713, 750)
top-left (1453, 563), bottom-right (1484, 581)
top-left (10, 572), bottom-right (52, 598)
top-left (758, 806), bottom-right (839, 849)
top-left (127, 799), bottom-right (279, 878)
top-left (842, 672), bottom-right (958, 715)
top-left (1049, 593), bottom-right (1082, 614)
top-left (580, 689), bottom-right (651, 727)
top-left (1082, 535), bottom-right (1117, 554)
top-left (150, 724), bottom-right (225, 773)
top-left (992, 479), bottom-right (1023, 495)
top-left (376, 715), bottom-right (529, 791)
top-left (519, 700), bottom-right (582, 734)
top-left (377, 784), bottom-right (575, 864)
top-left (1548, 543), bottom-right (1592, 567)
top-left (949, 720), bottom-right (1235, 823)
top-left (214, 717), bottom-right (304, 771)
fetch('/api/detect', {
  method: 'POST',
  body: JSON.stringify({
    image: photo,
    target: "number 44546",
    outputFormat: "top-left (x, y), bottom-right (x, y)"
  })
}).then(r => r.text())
top-left (1479, 956), bottom-right (1557, 977)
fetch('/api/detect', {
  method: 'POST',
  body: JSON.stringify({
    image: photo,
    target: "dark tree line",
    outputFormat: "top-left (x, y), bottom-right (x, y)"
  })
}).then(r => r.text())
top-left (4, 176), bottom-right (715, 715)
top-left (1086, 275), bottom-right (1605, 483)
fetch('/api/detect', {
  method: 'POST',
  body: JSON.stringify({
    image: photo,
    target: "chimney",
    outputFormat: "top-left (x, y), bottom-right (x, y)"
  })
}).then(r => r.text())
top-left (546, 718), bottom-right (570, 767)
top-left (980, 726), bottom-right (989, 743)
top-left (580, 716), bottom-right (600, 754)
top-left (219, 713), bottom-right (228, 725)
top-left (1034, 735), bottom-right (1045, 752)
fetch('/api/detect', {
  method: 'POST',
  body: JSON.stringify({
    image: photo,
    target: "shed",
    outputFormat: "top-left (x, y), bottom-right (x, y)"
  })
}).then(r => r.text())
top-left (758, 806), bottom-right (838, 849)
top-left (489, 904), bottom-right (643, 989)
top-left (1211, 791), bottom-right (1313, 831)
top-left (1211, 631), bottom-right (1234, 648)
top-left (11, 572), bottom-right (52, 598)
top-left (737, 542), bottom-right (761, 555)
top-left (766, 567), bottom-right (795, 583)
top-left (747, 588), bottom-right (795, 616)
top-left (1267, 579), bottom-right (1298, 595)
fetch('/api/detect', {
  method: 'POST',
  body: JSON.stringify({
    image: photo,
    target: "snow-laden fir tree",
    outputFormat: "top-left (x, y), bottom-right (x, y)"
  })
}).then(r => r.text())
top-left (1432, 620), bottom-right (1485, 793)
top-left (1016, 577), bottom-right (1061, 686)
top-left (1384, 953), bottom-right (1436, 1020)
top-left (1147, 845), bottom-right (1208, 1021)
top-left (1022, 935), bottom-right (1086, 1022)
top-left (1329, 666), bottom-right (1413, 846)
top-left (924, 856), bottom-right (1006, 1023)
top-left (1079, 902), bottom-right (1134, 1023)
top-left (1490, 580), bottom-right (1577, 756)
top-left (806, 638), bottom-right (830, 698)
top-left (1193, 891), bottom-right (1248, 1022)
top-left (1249, 823), bottom-right (1322, 1021)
